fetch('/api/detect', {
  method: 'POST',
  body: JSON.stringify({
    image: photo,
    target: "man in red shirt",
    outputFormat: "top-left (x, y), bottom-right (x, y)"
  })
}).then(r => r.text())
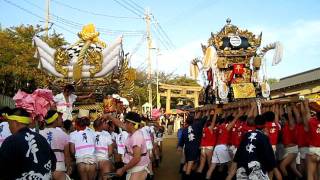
top-left (206, 108), bottom-right (242, 180)
top-left (262, 104), bottom-right (282, 180)
top-left (279, 104), bottom-right (302, 179)
top-left (196, 112), bottom-right (217, 178)
top-left (301, 100), bottom-right (320, 180)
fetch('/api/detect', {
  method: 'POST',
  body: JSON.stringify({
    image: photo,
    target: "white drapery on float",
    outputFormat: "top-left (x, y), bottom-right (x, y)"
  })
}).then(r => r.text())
top-left (33, 24), bottom-right (124, 84)
top-left (191, 18), bottom-right (283, 103)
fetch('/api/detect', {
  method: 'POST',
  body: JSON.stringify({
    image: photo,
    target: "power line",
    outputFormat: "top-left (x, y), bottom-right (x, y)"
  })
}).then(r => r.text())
top-left (152, 16), bottom-right (175, 49)
top-left (121, 0), bottom-right (144, 15)
top-left (151, 29), bottom-right (170, 50)
top-left (112, 0), bottom-right (143, 18)
top-left (124, 0), bottom-right (144, 12)
top-left (151, 25), bottom-right (172, 50)
top-left (2, 0), bottom-right (76, 35)
top-left (21, 0), bottom-right (145, 35)
top-left (51, 0), bottom-right (142, 20)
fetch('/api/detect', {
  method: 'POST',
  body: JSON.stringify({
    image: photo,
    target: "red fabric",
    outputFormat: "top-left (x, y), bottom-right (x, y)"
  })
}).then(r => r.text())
top-left (200, 127), bottom-right (216, 147)
top-left (265, 122), bottom-right (281, 145)
top-left (230, 120), bottom-right (241, 147)
top-left (296, 123), bottom-right (309, 147)
top-left (282, 122), bottom-right (297, 146)
top-left (242, 123), bottom-right (256, 134)
top-left (233, 64), bottom-right (245, 75)
top-left (216, 123), bottom-right (230, 145)
top-left (308, 117), bottom-right (320, 147)
top-left (207, 68), bottom-right (213, 86)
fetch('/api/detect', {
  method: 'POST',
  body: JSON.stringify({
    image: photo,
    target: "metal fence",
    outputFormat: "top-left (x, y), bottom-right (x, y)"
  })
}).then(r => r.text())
top-left (0, 95), bottom-right (15, 108)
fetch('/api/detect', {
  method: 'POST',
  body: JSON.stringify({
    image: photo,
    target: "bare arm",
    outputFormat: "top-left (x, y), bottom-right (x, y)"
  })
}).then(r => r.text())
top-left (69, 142), bottom-right (75, 157)
top-left (248, 102), bottom-right (256, 119)
top-left (210, 111), bottom-right (217, 130)
top-left (273, 104), bottom-right (280, 124)
top-left (121, 146), bottom-right (142, 171)
top-left (64, 143), bottom-right (72, 175)
top-left (300, 100), bottom-right (311, 130)
top-left (103, 114), bottom-right (126, 130)
top-left (292, 103), bottom-right (302, 124)
top-left (287, 105), bottom-right (295, 128)
top-left (227, 109), bottom-right (242, 131)
top-left (76, 93), bottom-right (93, 101)
top-left (108, 144), bottom-right (113, 158)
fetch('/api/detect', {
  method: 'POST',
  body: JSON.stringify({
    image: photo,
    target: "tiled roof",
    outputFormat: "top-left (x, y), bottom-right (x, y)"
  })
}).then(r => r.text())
top-left (271, 67), bottom-right (320, 91)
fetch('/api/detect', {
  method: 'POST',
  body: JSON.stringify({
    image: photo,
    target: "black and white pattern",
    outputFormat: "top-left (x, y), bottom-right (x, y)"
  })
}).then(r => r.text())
top-left (25, 133), bottom-right (39, 164)
top-left (234, 130), bottom-right (276, 179)
top-left (65, 43), bottom-right (103, 58)
top-left (0, 127), bottom-right (56, 180)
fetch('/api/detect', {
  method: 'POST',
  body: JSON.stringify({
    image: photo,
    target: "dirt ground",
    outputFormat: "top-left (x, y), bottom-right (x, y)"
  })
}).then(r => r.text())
top-left (155, 137), bottom-right (181, 180)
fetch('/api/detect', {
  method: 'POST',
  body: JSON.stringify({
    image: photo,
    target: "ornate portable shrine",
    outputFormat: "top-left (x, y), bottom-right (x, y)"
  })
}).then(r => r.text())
top-left (33, 24), bottom-right (134, 111)
top-left (194, 18), bottom-right (283, 103)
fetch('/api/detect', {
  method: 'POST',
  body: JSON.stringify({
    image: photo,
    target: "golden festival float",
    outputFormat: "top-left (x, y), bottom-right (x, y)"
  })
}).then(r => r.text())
top-left (33, 24), bottom-right (134, 117)
top-left (191, 18), bottom-right (283, 105)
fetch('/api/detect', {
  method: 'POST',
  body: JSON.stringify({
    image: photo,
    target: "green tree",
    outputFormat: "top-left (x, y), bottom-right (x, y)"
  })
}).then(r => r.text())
top-left (131, 68), bottom-right (200, 109)
top-left (0, 24), bottom-right (67, 96)
top-left (267, 78), bottom-right (279, 85)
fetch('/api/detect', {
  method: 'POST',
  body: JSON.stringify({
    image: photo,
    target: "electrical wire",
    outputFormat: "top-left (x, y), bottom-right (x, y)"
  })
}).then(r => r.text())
top-left (124, 0), bottom-right (144, 12)
top-left (152, 16), bottom-right (175, 49)
top-left (51, 0), bottom-right (142, 19)
top-left (21, 0), bottom-right (145, 35)
top-left (112, 0), bottom-right (143, 18)
top-left (120, 0), bottom-right (144, 15)
top-left (151, 29), bottom-right (170, 50)
top-left (2, 0), bottom-right (76, 35)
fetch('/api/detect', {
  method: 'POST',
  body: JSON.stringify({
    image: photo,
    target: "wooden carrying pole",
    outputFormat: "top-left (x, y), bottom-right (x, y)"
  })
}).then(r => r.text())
top-left (189, 96), bottom-right (320, 112)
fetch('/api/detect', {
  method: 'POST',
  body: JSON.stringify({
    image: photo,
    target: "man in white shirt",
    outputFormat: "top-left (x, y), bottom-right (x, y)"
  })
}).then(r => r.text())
top-left (53, 84), bottom-right (93, 121)
top-left (93, 119), bottom-right (113, 180)
top-left (0, 107), bottom-right (12, 148)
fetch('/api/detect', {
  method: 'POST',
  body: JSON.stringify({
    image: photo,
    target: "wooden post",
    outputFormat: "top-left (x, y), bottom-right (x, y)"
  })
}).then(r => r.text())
top-left (194, 91), bottom-right (199, 107)
top-left (166, 89), bottom-right (171, 113)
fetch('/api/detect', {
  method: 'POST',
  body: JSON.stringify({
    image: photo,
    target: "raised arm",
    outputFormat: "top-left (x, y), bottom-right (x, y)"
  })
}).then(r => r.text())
top-left (102, 113), bottom-right (126, 130)
top-left (248, 101), bottom-right (257, 119)
top-left (287, 104), bottom-right (295, 128)
top-left (300, 99), bottom-right (311, 130)
top-left (209, 110), bottom-right (217, 130)
top-left (292, 103), bottom-right (302, 124)
top-left (76, 93), bottom-right (93, 101)
top-left (273, 104), bottom-right (280, 124)
top-left (227, 108), bottom-right (242, 131)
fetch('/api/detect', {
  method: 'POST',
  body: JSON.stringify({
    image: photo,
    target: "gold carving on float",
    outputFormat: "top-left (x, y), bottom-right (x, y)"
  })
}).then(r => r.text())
top-left (53, 24), bottom-right (106, 81)
top-left (208, 19), bottom-right (262, 57)
top-left (87, 49), bottom-right (102, 77)
top-left (232, 83), bottom-right (256, 99)
top-left (54, 48), bottom-right (69, 77)
top-left (78, 24), bottom-right (106, 48)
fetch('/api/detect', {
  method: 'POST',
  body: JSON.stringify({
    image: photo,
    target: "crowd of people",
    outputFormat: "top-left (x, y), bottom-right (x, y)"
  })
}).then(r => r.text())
top-left (1, 83), bottom-right (320, 180)
top-left (177, 100), bottom-right (320, 180)
top-left (0, 85), bottom-right (166, 180)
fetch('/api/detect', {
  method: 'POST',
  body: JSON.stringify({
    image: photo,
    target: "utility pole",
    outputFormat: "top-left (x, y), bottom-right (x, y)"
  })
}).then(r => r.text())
top-left (156, 48), bottom-right (160, 109)
top-left (145, 8), bottom-right (153, 113)
top-left (45, 0), bottom-right (50, 37)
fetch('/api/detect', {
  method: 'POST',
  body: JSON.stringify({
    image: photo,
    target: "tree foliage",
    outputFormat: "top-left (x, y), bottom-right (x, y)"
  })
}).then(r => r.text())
top-left (0, 24), bottom-right (67, 96)
top-left (0, 24), bottom-right (200, 110)
top-left (131, 69), bottom-right (200, 108)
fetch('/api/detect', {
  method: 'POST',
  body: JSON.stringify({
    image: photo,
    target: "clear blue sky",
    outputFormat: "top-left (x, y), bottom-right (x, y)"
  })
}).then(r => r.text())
top-left (1, 0), bottom-right (320, 81)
